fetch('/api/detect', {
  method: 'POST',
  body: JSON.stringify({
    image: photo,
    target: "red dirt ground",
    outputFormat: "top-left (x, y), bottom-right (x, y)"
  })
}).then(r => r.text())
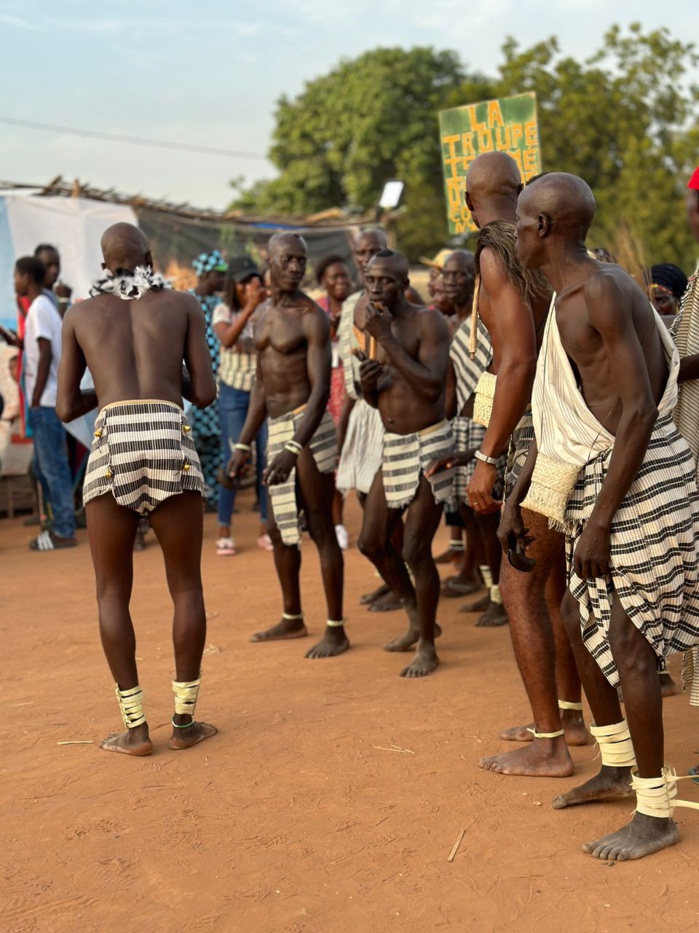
top-left (2, 491), bottom-right (697, 933)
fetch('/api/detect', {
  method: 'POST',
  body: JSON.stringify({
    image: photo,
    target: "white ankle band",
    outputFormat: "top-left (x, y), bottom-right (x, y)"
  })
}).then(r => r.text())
top-left (479, 564), bottom-right (493, 589)
top-left (590, 720), bottom-right (636, 768)
top-left (326, 619), bottom-right (345, 628)
top-left (558, 699), bottom-right (583, 712)
top-left (490, 584), bottom-right (502, 605)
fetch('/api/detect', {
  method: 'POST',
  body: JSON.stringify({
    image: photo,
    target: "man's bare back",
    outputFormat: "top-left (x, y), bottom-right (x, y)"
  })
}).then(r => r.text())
top-left (555, 264), bottom-right (667, 434)
top-left (62, 289), bottom-right (211, 411)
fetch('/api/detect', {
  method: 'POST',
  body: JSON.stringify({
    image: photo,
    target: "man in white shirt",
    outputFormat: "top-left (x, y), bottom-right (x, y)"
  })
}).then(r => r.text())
top-left (15, 256), bottom-right (76, 550)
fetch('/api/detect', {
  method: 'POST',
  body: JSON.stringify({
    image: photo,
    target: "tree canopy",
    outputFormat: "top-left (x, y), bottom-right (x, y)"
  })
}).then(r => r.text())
top-left (231, 26), bottom-right (699, 270)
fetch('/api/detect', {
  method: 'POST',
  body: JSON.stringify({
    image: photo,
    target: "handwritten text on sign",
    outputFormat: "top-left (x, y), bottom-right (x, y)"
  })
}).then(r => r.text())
top-left (439, 92), bottom-right (542, 235)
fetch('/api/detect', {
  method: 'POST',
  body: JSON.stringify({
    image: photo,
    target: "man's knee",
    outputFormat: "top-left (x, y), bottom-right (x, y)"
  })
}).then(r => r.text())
top-left (358, 527), bottom-right (383, 563)
top-left (608, 613), bottom-right (657, 676)
top-left (560, 590), bottom-right (580, 636)
top-left (402, 533), bottom-right (433, 570)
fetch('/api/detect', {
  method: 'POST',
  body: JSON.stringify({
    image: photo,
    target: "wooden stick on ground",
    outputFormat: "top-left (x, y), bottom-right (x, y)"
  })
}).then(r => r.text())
top-left (447, 827), bottom-right (467, 862)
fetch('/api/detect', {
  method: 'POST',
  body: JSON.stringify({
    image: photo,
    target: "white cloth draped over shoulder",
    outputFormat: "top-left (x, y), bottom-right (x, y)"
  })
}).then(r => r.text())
top-left (520, 301), bottom-right (680, 530)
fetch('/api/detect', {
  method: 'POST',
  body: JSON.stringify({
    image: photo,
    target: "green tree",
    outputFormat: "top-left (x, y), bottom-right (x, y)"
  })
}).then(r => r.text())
top-left (230, 47), bottom-right (484, 260)
top-left (233, 27), bottom-right (699, 268)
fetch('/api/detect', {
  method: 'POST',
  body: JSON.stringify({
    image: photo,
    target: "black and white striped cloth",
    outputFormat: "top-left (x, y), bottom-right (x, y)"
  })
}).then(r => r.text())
top-left (506, 408), bottom-right (535, 497)
top-left (267, 407), bottom-right (338, 546)
top-left (336, 399), bottom-right (384, 496)
top-left (83, 400), bottom-right (205, 515)
top-left (452, 416), bottom-right (505, 505)
top-left (383, 419), bottom-right (455, 510)
top-left (566, 414), bottom-right (699, 688)
top-left (450, 317), bottom-right (492, 412)
top-left (672, 264), bottom-right (699, 706)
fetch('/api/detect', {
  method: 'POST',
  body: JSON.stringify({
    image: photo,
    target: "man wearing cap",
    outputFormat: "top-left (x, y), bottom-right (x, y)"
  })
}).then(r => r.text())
top-left (647, 264), bottom-right (688, 320)
top-left (419, 249), bottom-right (453, 308)
top-left (190, 249), bottom-right (227, 506)
top-left (672, 166), bottom-right (699, 747)
top-left (213, 256), bottom-right (269, 555)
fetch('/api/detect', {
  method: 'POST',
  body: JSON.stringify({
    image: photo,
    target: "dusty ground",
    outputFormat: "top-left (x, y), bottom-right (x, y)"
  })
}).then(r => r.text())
top-left (2, 491), bottom-right (698, 933)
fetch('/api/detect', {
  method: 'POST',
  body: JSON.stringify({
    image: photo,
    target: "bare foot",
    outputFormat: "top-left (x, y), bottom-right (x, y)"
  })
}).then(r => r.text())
top-left (384, 623), bottom-right (442, 652)
top-left (659, 672), bottom-right (681, 698)
top-left (553, 766), bottom-right (633, 809)
top-left (250, 618), bottom-right (308, 642)
top-left (499, 711), bottom-right (590, 747)
top-left (583, 812), bottom-right (679, 861)
top-left (360, 583), bottom-right (389, 605)
top-left (459, 593), bottom-right (490, 613)
top-left (368, 590), bottom-right (403, 612)
top-left (400, 641), bottom-right (440, 678)
top-left (475, 601), bottom-right (509, 627)
top-left (305, 628), bottom-right (350, 659)
top-left (100, 723), bottom-right (153, 757)
top-left (479, 739), bottom-right (574, 777)
top-left (169, 720), bottom-right (218, 750)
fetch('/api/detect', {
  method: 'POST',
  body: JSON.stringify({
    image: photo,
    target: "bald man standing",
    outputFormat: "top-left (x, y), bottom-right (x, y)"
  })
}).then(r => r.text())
top-left (509, 172), bottom-right (699, 860)
top-left (57, 223), bottom-right (217, 756)
top-left (461, 153), bottom-right (588, 776)
top-left (229, 233), bottom-right (348, 659)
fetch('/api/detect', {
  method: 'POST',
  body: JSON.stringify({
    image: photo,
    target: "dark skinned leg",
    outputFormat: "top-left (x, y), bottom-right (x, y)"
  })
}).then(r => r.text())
top-left (443, 507), bottom-right (483, 598)
top-left (86, 495), bottom-right (152, 756)
top-left (399, 478), bottom-right (445, 677)
top-left (358, 471), bottom-right (429, 652)
top-left (553, 591), bottom-right (632, 808)
top-left (296, 452), bottom-right (348, 658)
top-left (578, 598), bottom-right (678, 860)
top-left (479, 511), bottom-right (573, 777)
top-left (501, 553), bottom-right (589, 746)
top-left (355, 489), bottom-right (403, 610)
top-left (249, 479), bottom-right (307, 642)
top-left (473, 512), bottom-right (508, 627)
top-left (148, 491), bottom-right (216, 750)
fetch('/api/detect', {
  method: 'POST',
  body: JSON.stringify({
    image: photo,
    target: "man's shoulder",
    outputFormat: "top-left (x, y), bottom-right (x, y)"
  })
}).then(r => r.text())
top-left (416, 305), bottom-right (450, 337)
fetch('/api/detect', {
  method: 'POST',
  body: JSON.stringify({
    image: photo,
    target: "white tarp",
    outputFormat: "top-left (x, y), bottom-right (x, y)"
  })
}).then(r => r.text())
top-left (0, 195), bottom-right (137, 329)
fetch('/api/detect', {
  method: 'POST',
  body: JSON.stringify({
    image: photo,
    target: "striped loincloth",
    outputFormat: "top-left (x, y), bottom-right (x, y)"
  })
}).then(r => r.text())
top-left (83, 400), bottom-right (205, 515)
top-left (505, 408), bottom-right (534, 496)
top-left (452, 415), bottom-right (505, 505)
top-left (565, 414), bottom-right (699, 688)
top-left (681, 648), bottom-right (699, 707)
top-left (336, 399), bottom-right (384, 496)
top-left (267, 406), bottom-right (338, 546)
top-left (450, 317), bottom-right (492, 412)
top-left (383, 419), bottom-right (454, 510)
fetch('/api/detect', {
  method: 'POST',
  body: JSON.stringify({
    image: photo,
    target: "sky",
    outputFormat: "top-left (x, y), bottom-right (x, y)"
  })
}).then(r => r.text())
top-left (1, 0), bottom-right (697, 211)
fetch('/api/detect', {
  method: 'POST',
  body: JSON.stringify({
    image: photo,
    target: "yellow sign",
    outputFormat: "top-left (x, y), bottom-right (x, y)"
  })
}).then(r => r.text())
top-left (439, 92), bottom-right (542, 234)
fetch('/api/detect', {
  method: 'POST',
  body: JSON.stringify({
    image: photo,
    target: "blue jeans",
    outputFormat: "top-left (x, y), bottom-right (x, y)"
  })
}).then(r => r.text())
top-left (28, 406), bottom-right (76, 539)
top-left (217, 383), bottom-right (268, 527)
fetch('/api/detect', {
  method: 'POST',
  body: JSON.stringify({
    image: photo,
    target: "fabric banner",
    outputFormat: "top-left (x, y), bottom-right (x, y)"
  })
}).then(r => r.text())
top-left (0, 195), bottom-right (138, 331)
top-left (439, 92), bottom-right (542, 235)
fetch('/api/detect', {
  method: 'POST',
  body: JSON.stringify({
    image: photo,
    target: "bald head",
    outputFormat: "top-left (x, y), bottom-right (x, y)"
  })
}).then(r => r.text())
top-left (268, 232), bottom-right (308, 292)
top-left (520, 173), bottom-right (596, 237)
top-left (466, 153), bottom-right (522, 227)
top-left (355, 228), bottom-right (388, 275)
top-left (101, 223), bottom-right (151, 272)
top-left (515, 172), bottom-right (597, 272)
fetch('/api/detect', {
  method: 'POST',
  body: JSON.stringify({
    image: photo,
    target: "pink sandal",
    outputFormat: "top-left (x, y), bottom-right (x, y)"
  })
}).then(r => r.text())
top-left (216, 537), bottom-right (237, 556)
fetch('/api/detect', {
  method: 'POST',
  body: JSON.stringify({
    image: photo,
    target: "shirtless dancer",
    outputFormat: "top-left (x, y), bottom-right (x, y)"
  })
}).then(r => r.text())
top-left (357, 250), bottom-right (454, 677)
top-left (507, 172), bottom-right (699, 859)
top-left (56, 223), bottom-right (217, 756)
top-left (337, 228), bottom-right (401, 613)
top-left (229, 233), bottom-right (347, 658)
